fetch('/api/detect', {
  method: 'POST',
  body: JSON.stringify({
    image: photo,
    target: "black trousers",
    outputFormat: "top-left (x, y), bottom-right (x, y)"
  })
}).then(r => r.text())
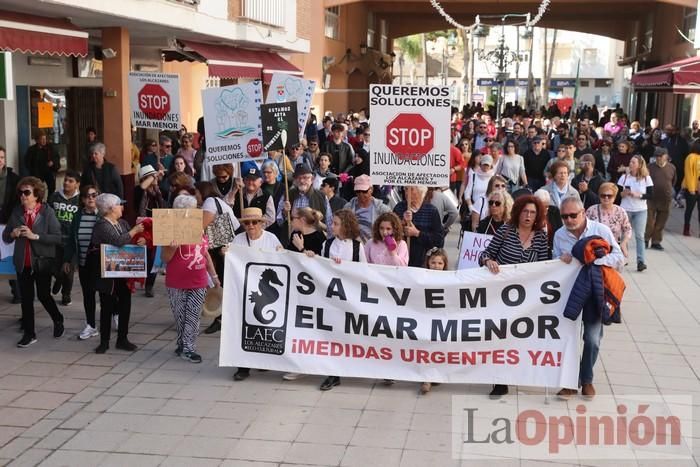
top-left (17, 267), bottom-right (63, 338)
top-left (78, 264), bottom-right (98, 327)
top-left (145, 247), bottom-right (157, 290)
top-left (98, 279), bottom-right (131, 344)
top-left (685, 192), bottom-right (700, 225)
top-left (53, 246), bottom-right (75, 298)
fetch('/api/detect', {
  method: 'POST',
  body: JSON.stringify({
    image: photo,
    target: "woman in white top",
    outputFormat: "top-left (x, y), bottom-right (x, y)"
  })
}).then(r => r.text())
top-left (497, 140), bottom-right (528, 192)
top-left (618, 155), bottom-right (654, 272)
top-left (465, 154), bottom-right (496, 223)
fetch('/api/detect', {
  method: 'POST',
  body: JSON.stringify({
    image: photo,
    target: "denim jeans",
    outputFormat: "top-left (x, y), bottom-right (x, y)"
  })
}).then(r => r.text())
top-left (627, 210), bottom-right (648, 263)
top-left (579, 318), bottom-right (603, 386)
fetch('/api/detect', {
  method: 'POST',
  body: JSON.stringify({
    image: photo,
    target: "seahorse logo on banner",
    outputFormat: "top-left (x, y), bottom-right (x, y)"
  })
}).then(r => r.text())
top-left (241, 263), bottom-right (290, 355)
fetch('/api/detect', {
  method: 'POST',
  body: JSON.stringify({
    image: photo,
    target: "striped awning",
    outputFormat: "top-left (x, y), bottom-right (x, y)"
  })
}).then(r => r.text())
top-left (0, 10), bottom-right (88, 57)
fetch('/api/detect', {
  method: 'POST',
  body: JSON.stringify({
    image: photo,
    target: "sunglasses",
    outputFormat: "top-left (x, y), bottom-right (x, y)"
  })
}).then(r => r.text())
top-left (488, 200), bottom-right (502, 207)
top-left (493, 183), bottom-right (506, 188)
top-left (18, 189), bottom-right (33, 197)
top-left (163, 144), bottom-right (172, 148)
top-left (309, 143), bottom-right (318, 146)
top-left (84, 192), bottom-right (98, 199)
top-left (242, 220), bottom-right (260, 226)
top-left (600, 194), bottom-right (615, 199)
top-left (561, 212), bottom-right (580, 220)
top-left (485, 139), bottom-right (493, 142)
top-left (150, 143), bottom-right (157, 147)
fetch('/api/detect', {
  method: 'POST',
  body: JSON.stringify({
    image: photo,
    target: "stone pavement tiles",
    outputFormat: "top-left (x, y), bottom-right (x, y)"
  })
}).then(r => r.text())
top-left (0, 207), bottom-right (698, 466)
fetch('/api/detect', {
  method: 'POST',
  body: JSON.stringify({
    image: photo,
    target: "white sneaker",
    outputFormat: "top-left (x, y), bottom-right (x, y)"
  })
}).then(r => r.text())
top-left (112, 315), bottom-right (119, 331)
top-left (79, 324), bottom-right (99, 340)
top-left (282, 373), bottom-right (305, 381)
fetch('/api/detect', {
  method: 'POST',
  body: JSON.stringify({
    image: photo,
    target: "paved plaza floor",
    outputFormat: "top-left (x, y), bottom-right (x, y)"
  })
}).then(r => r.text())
top-left (0, 207), bottom-right (699, 467)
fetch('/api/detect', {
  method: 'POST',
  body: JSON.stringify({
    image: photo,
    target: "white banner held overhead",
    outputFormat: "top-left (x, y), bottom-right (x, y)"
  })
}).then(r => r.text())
top-left (265, 74), bottom-right (316, 136)
top-left (457, 232), bottom-right (493, 270)
top-left (220, 245), bottom-right (582, 388)
top-left (202, 81), bottom-right (264, 165)
top-left (369, 84), bottom-right (451, 187)
top-left (128, 72), bottom-right (181, 130)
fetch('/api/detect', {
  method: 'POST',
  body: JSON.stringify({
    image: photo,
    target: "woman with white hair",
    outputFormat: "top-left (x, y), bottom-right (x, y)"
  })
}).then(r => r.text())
top-left (534, 188), bottom-right (563, 253)
top-left (161, 195), bottom-right (220, 363)
top-left (90, 193), bottom-right (144, 354)
top-left (393, 186), bottom-right (444, 267)
top-left (80, 143), bottom-right (124, 198)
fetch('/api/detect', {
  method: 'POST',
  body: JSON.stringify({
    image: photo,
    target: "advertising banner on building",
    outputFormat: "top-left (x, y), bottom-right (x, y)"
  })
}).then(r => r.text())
top-left (202, 81), bottom-right (264, 165)
top-left (220, 245), bottom-right (582, 388)
top-left (369, 85), bottom-right (451, 187)
top-left (128, 72), bottom-right (181, 130)
top-left (265, 74), bottom-right (315, 136)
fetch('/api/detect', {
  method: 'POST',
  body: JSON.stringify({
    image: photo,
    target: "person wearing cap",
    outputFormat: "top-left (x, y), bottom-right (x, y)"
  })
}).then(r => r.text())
top-left (233, 167), bottom-right (275, 229)
top-left (134, 164), bottom-right (167, 297)
top-left (645, 148), bottom-right (676, 249)
top-left (81, 143), bottom-right (123, 198)
top-left (277, 164), bottom-right (333, 244)
top-left (523, 136), bottom-right (550, 191)
top-left (323, 122), bottom-right (355, 174)
top-left (90, 193), bottom-right (145, 354)
top-left (285, 142), bottom-right (314, 171)
top-left (320, 177), bottom-right (346, 214)
top-left (464, 154), bottom-right (496, 227)
top-left (161, 194), bottom-right (220, 364)
top-left (343, 174), bottom-right (390, 243)
top-left (3, 176), bottom-right (64, 348)
top-left (230, 207), bottom-right (283, 381)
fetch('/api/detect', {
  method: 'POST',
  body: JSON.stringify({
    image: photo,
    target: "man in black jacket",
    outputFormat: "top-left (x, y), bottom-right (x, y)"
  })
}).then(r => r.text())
top-left (25, 132), bottom-right (60, 194)
top-left (523, 136), bottom-right (550, 191)
top-left (0, 146), bottom-right (21, 303)
top-left (80, 143), bottom-right (123, 198)
top-left (323, 123), bottom-right (354, 174)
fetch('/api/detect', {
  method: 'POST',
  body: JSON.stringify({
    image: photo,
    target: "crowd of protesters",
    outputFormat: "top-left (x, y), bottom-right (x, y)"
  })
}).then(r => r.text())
top-left (1, 98), bottom-right (697, 400)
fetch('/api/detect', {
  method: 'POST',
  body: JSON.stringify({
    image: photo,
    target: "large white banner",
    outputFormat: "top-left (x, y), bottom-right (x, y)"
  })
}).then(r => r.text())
top-left (369, 84), bottom-right (451, 187)
top-left (129, 72), bottom-right (181, 130)
top-left (202, 81), bottom-right (264, 165)
top-left (265, 74), bottom-right (316, 136)
top-left (220, 246), bottom-right (582, 388)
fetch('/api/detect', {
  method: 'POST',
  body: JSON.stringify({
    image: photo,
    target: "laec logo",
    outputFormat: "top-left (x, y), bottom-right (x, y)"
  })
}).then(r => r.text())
top-left (241, 263), bottom-right (290, 355)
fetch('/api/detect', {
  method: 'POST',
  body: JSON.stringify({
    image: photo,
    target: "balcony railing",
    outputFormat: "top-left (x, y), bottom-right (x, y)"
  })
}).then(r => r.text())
top-left (241, 0), bottom-right (285, 28)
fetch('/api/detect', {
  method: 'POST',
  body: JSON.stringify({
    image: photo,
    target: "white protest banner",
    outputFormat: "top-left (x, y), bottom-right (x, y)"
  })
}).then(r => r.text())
top-left (265, 74), bottom-right (316, 136)
top-left (220, 245), bottom-right (582, 388)
top-left (129, 72), bottom-right (181, 130)
top-left (202, 81), bottom-right (264, 165)
top-left (458, 232), bottom-right (493, 270)
top-left (369, 84), bottom-right (451, 187)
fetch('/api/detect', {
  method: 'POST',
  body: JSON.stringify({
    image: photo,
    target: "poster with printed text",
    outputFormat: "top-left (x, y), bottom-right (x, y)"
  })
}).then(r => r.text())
top-left (128, 72), bottom-right (181, 130)
top-left (202, 81), bottom-right (264, 165)
top-left (369, 84), bottom-right (451, 187)
top-left (261, 102), bottom-right (299, 152)
top-left (265, 74), bottom-right (316, 136)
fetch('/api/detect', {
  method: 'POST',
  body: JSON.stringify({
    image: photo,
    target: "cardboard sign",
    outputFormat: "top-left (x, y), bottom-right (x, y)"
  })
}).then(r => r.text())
top-left (457, 231), bottom-right (493, 269)
top-left (369, 84), bottom-right (451, 187)
top-left (152, 209), bottom-right (203, 246)
top-left (265, 74), bottom-right (316, 135)
top-left (261, 101), bottom-right (299, 151)
top-left (201, 81), bottom-right (264, 165)
top-left (128, 72), bottom-right (181, 131)
top-left (100, 244), bottom-right (147, 278)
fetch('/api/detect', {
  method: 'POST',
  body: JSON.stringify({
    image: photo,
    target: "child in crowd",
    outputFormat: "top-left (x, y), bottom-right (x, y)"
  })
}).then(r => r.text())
top-left (287, 207), bottom-right (327, 256)
top-left (365, 212), bottom-right (409, 266)
top-left (420, 247), bottom-right (449, 395)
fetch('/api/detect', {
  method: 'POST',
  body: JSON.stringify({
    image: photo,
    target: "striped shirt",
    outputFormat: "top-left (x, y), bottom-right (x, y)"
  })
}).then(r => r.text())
top-left (77, 211), bottom-right (98, 266)
top-left (479, 224), bottom-right (549, 266)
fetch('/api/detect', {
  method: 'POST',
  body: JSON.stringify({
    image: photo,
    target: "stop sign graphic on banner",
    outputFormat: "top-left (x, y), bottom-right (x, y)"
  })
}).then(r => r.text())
top-left (386, 113), bottom-right (434, 160)
top-left (138, 84), bottom-right (170, 120)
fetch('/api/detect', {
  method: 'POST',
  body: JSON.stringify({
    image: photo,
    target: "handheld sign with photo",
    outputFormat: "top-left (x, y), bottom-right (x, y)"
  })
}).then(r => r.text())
top-left (265, 74), bottom-right (316, 136)
top-left (129, 72), bottom-right (181, 130)
top-left (201, 81), bottom-right (264, 165)
top-left (101, 244), bottom-right (147, 278)
top-left (369, 84), bottom-right (451, 187)
top-left (151, 209), bottom-right (203, 246)
top-left (261, 101), bottom-right (299, 151)
top-left (457, 231), bottom-right (493, 269)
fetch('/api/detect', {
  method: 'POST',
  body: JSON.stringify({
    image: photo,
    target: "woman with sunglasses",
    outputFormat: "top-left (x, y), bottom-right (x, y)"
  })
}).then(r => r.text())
top-left (478, 195), bottom-right (549, 399)
top-left (476, 191), bottom-right (513, 235)
top-left (470, 174), bottom-right (508, 232)
top-left (594, 139), bottom-right (614, 181)
top-left (585, 182), bottom-right (631, 260)
top-left (63, 185), bottom-right (101, 340)
top-left (3, 177), bottom-right (64, 348)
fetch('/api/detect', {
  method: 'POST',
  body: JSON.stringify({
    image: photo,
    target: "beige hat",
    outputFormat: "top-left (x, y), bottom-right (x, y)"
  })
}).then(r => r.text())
top-left (202, 287), bottom-right (222, 319)
top-left (240, 207), bottom-right (263, 222)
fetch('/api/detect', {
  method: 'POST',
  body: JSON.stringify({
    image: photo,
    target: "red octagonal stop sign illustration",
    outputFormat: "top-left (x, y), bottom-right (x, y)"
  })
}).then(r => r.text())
top-left (138, 84), bottom-right (170, 120)
top-left (386, 113), bottom-right (434, 160)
